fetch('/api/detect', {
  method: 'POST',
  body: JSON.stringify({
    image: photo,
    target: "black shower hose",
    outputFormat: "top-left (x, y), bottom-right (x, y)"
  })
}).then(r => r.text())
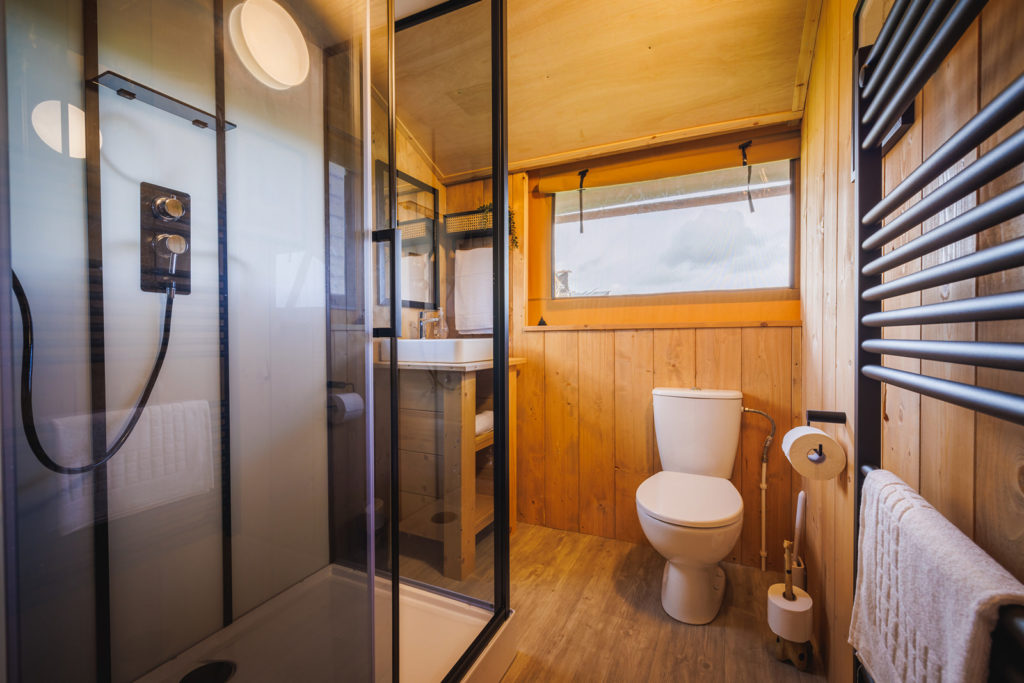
top-left (10, 270), bottom-right (175, 475)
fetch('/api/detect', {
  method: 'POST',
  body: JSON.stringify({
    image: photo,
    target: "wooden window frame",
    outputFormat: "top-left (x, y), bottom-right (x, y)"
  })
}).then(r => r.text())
top-left (524, 128), bottom-right (802, 330)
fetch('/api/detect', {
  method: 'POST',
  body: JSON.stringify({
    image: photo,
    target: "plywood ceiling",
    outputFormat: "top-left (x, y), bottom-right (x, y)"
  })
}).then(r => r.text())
top-left (392, 0), bottom-right (816, 181)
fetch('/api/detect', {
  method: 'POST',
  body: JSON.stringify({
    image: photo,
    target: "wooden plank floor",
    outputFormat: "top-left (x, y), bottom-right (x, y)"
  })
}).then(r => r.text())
top-left (503, 524), bottom-right (825, 682)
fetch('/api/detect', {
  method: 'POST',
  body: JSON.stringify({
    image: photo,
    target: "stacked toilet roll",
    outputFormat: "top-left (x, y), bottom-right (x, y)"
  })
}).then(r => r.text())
top-left (767, 426), bottom-right (847, 648)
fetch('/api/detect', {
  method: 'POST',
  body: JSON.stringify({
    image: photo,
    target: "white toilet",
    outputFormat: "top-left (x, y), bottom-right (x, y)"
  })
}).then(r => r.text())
top-left (636, 387), bottom-right (744, 625)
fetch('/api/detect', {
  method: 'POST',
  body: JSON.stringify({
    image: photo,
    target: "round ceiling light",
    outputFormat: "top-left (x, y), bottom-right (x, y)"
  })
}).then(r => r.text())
top-left (229, 0), bottom-right (310, 91)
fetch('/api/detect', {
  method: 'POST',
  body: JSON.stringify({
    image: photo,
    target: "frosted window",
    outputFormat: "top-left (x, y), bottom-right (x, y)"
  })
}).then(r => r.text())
top-left (552, 160), bottom-right (794, 298)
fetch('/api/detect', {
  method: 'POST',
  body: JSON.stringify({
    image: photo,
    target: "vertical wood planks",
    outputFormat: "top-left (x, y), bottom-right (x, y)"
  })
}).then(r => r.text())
top-left (919, 24), bottom-right (979, 536)
top-left (880, 108), bottom-right (923, 489)
top-left (544, 331), bottom-right (580, 531)
top-left (741, 328), bottom-right (793, 571)
top-left (518, 331), bottom-right (546, 525)
top-left (578, 331), bottom-right (617, 538)
top-left (975, 0), bottom-right (1024, 580)
top-left (613, 329), bottom-right (655, 542)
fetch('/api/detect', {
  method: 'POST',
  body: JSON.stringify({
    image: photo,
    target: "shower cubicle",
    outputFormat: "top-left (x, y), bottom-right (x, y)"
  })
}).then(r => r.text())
top-left (0, 0), bottom-right (512, 680)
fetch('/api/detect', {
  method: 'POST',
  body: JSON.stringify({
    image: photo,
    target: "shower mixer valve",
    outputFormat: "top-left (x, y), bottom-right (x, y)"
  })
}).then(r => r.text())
top-left (140, 182), bottom-right (191, 294)
top-left (153, 233), bottom-right (189, 276)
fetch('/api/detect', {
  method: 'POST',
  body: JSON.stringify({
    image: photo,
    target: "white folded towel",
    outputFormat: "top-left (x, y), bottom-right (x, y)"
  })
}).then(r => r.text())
top-left (53, 400), bottom-right (215, 534)
top-left (454, 247), bottom-right (492, 334)
top-left (849, 469), bottom-right (1024, 683)
top-left (475, 410), bottom-right (494, 436)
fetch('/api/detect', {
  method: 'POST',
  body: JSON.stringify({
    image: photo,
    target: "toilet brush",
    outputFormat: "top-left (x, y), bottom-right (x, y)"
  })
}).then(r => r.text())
top-left (766, 540), bottom-right (813, 671)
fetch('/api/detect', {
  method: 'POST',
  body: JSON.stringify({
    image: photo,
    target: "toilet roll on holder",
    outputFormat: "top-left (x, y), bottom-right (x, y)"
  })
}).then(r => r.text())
top-left (804, 410), bottom-right (847, 463)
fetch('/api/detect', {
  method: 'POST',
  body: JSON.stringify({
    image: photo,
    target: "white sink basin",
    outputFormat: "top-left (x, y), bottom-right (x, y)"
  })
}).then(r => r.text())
top-left (394, 338), bottom-right (493, 363)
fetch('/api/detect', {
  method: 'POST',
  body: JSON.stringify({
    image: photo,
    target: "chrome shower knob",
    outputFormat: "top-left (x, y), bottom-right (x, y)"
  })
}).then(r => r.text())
top-left (153, 233), bottom-right (189, 275)
top-left (153, 195), bottom-right (186, 222)
top-left (156, 233), bottom-right (188, 255)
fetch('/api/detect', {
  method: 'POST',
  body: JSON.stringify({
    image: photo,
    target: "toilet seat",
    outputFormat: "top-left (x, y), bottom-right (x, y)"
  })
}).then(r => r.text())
top-left (636, 471), bottom-right (743, 528)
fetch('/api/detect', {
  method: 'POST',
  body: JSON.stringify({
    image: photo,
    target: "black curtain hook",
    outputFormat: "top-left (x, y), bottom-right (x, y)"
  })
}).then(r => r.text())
top-left (738, 141), bottom-right (754, 213)
top-left (577, 168), bottom-right (589, 234)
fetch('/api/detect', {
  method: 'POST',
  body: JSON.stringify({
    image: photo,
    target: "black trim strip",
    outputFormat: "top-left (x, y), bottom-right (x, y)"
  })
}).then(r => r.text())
top-left (862, 237), bottom-right (1024, 301)
top-left (82, 1), bottom-right (112, 679)
top-left (213, 0), bottom-right (233, 629)
top-left (862, 364), bottom-right (1024, 425)
top-left (860, 0), bottom-right (911, 76)
top-left (0, 0), bottom-right (22, 676)
top-left (862, 181), bottom-right (1024, 275)
top-left (862, 125), bottom-right (1024, 250)
top-left (860, 0), bottom-right (942, 106)
top-left (862, 0), bottom-right (989, 149)
top-left (861, 291), bottom-right (1024, 326)
top-left (395, 0), bottom-right (481, 32)
top-left (861, 338), bottom-right (1024, 371)
top-left (490, 0), bottom-right (510, 623)
top-left (445, 0), bottom-right (511, 674)
top-left (864, 72), bottom-right (1024, 226)
top-left (386, 0), bottom-right (400, 678)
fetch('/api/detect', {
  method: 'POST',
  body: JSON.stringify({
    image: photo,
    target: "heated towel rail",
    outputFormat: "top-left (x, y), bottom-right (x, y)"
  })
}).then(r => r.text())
top-left (852, 0), bottom-right (1024, 680)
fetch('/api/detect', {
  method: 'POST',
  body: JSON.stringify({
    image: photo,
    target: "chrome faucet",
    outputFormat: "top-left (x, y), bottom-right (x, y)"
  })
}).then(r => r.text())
top-left (418, 309), bottom-right (444, 339)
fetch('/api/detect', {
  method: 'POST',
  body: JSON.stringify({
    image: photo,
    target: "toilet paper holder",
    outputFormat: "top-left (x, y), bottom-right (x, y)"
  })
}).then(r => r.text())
top-left (804, 410), bottom-right (847, 463)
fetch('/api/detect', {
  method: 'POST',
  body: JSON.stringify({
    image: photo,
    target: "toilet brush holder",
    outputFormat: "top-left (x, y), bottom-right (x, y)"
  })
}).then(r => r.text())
top-left (792, 556), bottom-right (806, 591)
top-left (767, 583), bottom-right (813, 670)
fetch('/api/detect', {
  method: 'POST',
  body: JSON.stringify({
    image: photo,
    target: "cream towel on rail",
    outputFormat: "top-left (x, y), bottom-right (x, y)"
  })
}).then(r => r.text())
top-left (849, 469), bottom-right (1024, 683)
top-left (454, 247), bottom-right (492, 334)
top-left (52, 400), bottom-right (215, 534)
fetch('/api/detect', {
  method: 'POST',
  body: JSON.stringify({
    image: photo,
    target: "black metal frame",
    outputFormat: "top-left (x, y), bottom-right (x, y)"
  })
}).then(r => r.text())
top-left (442, 0), bottom-right (511, 678)
top-left (0, 1), bottom-right (20, 679)
top-left (213, 0), bottom-right (234, 630)
top-left (82, 3), bottom-right (112, 678)
top-left (373, 159), bottom-right (441, 310)
top-left (852, 0), bottom-right (1024, 679)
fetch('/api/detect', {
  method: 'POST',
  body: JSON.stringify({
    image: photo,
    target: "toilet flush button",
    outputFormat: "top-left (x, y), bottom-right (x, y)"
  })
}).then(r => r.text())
top-left (153, 196), bottom-right (185, 221)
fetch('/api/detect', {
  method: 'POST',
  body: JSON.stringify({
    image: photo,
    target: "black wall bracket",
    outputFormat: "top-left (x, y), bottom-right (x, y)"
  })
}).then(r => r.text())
top-left (805, 409), bottom-right (848, 425)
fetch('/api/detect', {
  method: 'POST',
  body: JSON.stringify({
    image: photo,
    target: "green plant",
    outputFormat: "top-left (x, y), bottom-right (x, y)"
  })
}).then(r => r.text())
top-left (477, 202), bottom-right (519, 250)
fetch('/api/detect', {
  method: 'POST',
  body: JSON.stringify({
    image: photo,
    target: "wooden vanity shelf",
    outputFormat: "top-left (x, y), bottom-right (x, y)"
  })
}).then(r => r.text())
top-left (381, 356), bottom-right (523, 580)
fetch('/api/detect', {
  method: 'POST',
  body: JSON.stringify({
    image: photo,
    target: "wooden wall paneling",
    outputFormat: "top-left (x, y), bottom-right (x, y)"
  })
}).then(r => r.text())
top-left (613, 330), bottom-right (655, 543)
top-left (918, 26), bottom-right (980, 536)
top-left (543, 331), bottom-right (580, 531)
top-left (510, 172), bottom-right (529, 351)
top-left (818, 2), bottom-right (841, 675)
top-left (975, 0), bottom-right (1024, 581)
top-left (740, 327), bottom-right (793, 571)
top-left (518, 332), bottom-right (546, 525)
top-left (831, 3), bottom-right (857, 679)
top-left (800, 0), bottom-right (833, 664)
top-left (879, 104), bottom-right (923, 489)
top-left (578, 331), bottom-right (617, 538)
top-left (791, 329), bottom-right (805, 524)
top-left (509, 367), bottom-right (519, 534)
top-left (652, 329), bottom-right (696, 389)
top-left (695, 328), bottom-right (743, 561)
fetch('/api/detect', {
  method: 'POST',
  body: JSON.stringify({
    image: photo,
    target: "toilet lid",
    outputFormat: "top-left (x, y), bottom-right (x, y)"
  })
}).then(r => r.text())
top-left (636, 471), bottom-right (743, 528)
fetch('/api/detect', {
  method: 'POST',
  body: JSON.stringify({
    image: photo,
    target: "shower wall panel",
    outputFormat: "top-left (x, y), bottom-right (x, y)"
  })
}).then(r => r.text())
top-left (223, 0), bottom-right (329, 619)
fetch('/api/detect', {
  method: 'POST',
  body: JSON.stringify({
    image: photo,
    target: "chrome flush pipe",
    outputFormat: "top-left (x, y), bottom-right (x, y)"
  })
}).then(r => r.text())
top-left (742, 406), bottom-right (776, 571)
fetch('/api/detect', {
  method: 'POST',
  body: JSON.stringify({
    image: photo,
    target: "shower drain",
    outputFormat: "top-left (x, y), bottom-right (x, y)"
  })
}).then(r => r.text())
top-left (180, 660), bottom-right (237, 683)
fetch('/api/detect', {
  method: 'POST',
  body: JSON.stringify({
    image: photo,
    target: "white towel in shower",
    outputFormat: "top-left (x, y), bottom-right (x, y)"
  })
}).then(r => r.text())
top-left (402, 252), bottom-right (431, 303)
top-left (52, 400), bottom-right (216, 534)
top-left (849, 469), bottom-right (1024, 683)
top-left (454, 247), bottom-right (492, 334)
top-left (475, 410), bottom-right (494, 436)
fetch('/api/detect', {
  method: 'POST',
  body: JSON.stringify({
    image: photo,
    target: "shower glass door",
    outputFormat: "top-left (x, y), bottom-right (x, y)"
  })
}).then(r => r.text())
top-left (3, 0), bottom-right (377, 680)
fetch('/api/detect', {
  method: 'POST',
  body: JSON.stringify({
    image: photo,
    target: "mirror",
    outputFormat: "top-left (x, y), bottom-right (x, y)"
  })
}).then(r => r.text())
top-left (374, 160), bottom-right (440, 311)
